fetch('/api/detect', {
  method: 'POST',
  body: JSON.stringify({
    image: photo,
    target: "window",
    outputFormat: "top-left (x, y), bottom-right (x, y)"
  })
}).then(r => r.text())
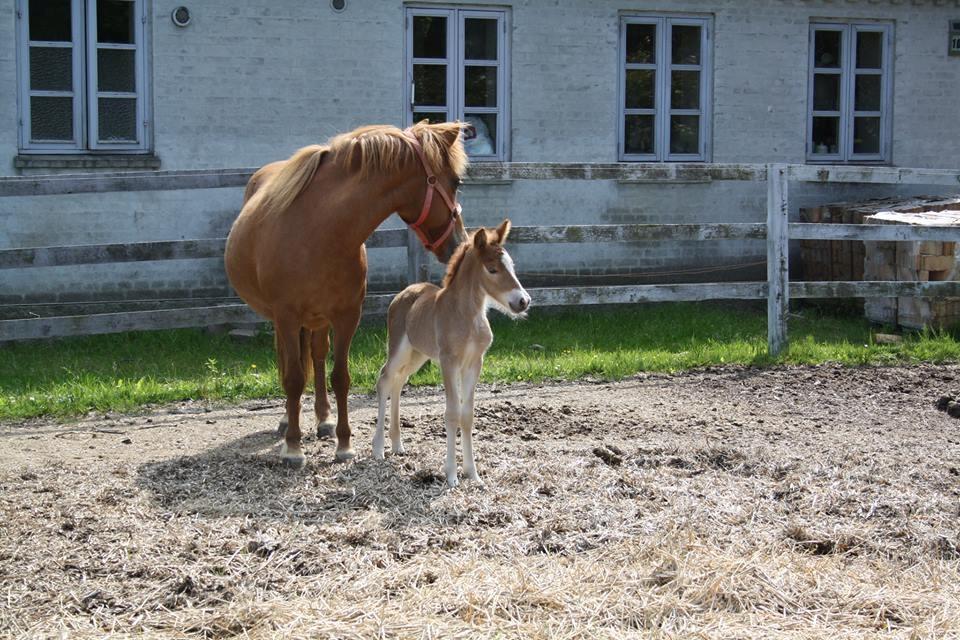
top-left (808, 23), bottom-right (892, 163)
top-left (16, 0), bottom-right (150, 153)
top-left (618, 15), bottom-right (712, 162)
top-left (405, 7), bottom-right (509, 160)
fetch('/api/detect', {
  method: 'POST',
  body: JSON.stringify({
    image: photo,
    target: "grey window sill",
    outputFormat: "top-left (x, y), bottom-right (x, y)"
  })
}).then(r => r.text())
top-left (15, 154), bottom-right (162, 170)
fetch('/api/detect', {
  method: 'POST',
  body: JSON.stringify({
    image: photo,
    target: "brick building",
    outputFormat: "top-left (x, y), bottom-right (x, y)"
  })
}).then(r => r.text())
top-left (1, 1), bottom-right (959, 309)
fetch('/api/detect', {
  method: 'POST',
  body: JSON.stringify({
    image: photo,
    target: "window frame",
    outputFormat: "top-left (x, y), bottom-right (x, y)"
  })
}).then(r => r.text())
top-left (16, 0), bottom-right (151, 154)
top-left (807, 22), bottom-right (893, 164)
top-left (617, 14), bottom-right (713, 163)
top-left (404, 5), bottom-right (510, 161)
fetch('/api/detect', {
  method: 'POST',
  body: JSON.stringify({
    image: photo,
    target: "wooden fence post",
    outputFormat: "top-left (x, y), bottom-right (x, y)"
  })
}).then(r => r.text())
top-left (406, 230), bottom-right (429, 284)
top-left (767, 164), bottom-right (789, 356)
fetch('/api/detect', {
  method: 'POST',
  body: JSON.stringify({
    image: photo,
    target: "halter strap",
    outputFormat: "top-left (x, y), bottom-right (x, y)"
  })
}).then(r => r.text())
top-left (403, 128), bottom-right (462, 252)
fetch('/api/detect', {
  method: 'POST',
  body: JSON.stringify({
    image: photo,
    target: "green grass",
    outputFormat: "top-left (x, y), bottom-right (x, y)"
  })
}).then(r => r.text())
top-left (2, 302), bottom-right (959, 421)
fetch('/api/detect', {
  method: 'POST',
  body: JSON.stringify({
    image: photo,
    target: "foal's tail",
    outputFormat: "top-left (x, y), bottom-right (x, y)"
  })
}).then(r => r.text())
top-left (256, 144), bottom-right (328, 217)
top-left (274, 326), bottom-right (315, 386)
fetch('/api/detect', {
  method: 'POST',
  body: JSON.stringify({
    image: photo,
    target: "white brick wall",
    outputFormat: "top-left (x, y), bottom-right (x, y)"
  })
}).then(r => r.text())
top-left (2, 0), bottom-right (959, 308)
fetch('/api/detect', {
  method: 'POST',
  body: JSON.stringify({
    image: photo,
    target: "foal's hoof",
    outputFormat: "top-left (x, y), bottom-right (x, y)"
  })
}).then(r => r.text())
top-left (279, 442), bottom-right (305, 469)
top-left (316, 420), bottom-right (336, 440)
top-left (334, 448), bottom-right (356, 463)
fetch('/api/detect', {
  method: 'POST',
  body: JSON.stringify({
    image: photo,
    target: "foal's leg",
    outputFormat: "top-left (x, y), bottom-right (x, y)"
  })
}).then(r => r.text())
top-left (311, 325), bottom-right (336, 439)
top-left (374, 336), bottom-right (425, 460)
top-left (389, 350), bottom-right (428, 456)
top-left (275, 315), bottom-right (307, 468)
top-left (460, 356), bottom-right (484, 483)
top-left (330, 308), bottom-right (362, 462)
top-left (439, 355), bottom-right (463, 487)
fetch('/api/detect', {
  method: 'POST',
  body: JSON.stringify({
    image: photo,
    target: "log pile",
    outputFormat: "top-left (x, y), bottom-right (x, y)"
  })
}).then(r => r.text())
top-left (799, 196), bottom-right (960, 329)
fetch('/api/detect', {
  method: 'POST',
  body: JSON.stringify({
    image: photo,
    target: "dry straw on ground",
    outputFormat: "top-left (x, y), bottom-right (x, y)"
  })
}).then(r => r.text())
top-left (1, 364), bottom-right (959, 638)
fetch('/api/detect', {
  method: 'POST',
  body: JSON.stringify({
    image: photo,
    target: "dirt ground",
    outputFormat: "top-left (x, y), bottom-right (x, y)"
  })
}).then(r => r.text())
top-left (2, 364), bottom-right (960, 639)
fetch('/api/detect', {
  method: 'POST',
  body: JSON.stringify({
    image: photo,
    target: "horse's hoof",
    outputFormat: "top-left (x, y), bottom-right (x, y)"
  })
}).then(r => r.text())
top-left (391, 443), bottom-right (406, 456)
top-left (279, 442), bottom-right (305, 469)
top-left (316, 420), bottom-right (336, 439)
top-left (446, 475), bottom-right (459, 488)
top-left (334, 448), bottom-right (356, 463)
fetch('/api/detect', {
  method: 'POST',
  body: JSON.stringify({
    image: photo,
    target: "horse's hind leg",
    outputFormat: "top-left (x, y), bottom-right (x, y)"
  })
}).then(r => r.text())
top-left (331, 308), bottom-right (362, 462)
top-left (275, 315), bottom-right (308, 468)
top-left (390, 350), bottom-right (427, 455)
top-left (373, 335), bottom-right (425, 459)
top-left (311, 325), bottom-right (336, 439)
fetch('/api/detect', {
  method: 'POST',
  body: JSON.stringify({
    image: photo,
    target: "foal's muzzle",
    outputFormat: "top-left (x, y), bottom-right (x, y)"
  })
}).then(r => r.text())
top-left (510, 294), bottom-right (531, 314)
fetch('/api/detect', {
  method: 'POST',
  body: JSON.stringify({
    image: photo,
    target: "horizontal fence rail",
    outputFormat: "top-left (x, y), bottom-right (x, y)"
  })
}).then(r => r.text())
top-left (2, 163), bottom-right (960, 353)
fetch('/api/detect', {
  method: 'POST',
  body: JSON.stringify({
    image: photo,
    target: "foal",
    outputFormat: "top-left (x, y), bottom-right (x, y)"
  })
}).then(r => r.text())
top-left (373, 220), bottom-right (531, 487)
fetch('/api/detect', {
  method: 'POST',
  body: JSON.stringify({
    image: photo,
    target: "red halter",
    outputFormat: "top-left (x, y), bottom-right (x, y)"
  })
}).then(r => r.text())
top-left (402, 128), bottom-right (462, 253)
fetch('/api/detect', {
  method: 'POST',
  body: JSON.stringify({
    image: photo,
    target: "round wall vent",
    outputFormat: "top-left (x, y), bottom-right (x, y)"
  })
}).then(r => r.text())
top-left (330, 0), bottom-right (346, 13)
top-left (171, 6), bottom-right (191, 27)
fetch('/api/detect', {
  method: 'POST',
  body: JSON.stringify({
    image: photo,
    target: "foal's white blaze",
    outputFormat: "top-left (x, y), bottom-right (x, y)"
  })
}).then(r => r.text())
top-left (492, 251), bottom-right (531, 317)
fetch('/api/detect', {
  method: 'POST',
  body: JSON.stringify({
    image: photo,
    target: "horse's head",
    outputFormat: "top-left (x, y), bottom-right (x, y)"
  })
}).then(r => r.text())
top-left (403, 121), bottom-right (471, 263)
top-left (473, 219), bottom-right (531, 318)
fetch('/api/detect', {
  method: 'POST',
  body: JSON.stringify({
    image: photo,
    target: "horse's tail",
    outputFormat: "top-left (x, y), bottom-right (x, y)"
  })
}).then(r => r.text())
top-left (257, 144), bottom-right (328, 217)
top-left (274, 326), bottom-right (315, 388)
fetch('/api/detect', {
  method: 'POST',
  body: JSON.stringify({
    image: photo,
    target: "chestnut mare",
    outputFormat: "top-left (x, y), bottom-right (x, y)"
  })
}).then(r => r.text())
top-left (373, 220), bottom-right (531, 487)
top-left (225, 121), bottom-right (469, 467)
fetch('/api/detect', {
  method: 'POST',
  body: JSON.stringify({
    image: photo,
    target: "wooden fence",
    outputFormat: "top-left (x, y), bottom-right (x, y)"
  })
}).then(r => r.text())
top-left (2, 163), bottom-right (960, 354)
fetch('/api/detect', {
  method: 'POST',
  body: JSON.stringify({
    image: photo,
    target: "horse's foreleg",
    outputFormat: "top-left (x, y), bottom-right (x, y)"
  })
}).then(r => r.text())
top-left (311, 326), bottom-right (336, 439)
top-left (460, 357), bottom-right (483, 483)
top-left (275, 316), bottom-right (307, 468)
top-left (440, 356), bottom-right (463, 487)
top-left (331, 310), bottom-right (361, 462)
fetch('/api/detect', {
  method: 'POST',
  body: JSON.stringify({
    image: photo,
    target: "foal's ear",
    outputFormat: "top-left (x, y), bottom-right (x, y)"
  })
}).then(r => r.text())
top-left (495, 219), bottom-right (512, 244)
top-left (473, 228), bottom-right (488, 250)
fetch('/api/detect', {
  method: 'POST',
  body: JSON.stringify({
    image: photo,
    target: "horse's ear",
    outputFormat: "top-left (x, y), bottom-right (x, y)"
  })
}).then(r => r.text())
top-left (496, 219), bottom-right (511, 244)
top-left (473, 228), bottom-right (488, 250)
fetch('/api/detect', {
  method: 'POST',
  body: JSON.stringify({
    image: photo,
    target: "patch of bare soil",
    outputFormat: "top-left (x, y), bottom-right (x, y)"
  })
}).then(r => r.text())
top-left (2, 364), bottom-right (960, 638)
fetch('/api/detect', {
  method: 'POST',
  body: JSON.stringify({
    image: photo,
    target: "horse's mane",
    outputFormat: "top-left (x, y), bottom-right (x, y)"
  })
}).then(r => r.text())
top-left (441, 239), bottom-right (472, 289)
top-left (252, 121), bottom-right (468, 219)
top-left (329, 120), bottom-right (468, 178)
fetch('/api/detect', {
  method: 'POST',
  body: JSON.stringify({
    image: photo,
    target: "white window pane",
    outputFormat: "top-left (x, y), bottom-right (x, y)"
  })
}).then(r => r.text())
top-left (671, 70), bottom-right (699, 109)
top-left (671, 25), bottom-right (700, 65)
top-left (670, 115), bottom-right (699, 154)
top-left (812, 117), bottom-right (840, 154)
top-left (98, 97), bottom-right (137, 141)
top-left (464, 113), bottom-right (496, 155)
top-left (30, 96), bottom-right (73, 140)
top-left (29, 0), bottom-right (72, 42)
top-left (97, 0), bottom-right (135, 44)
top-left (413, 16), bottom-right (446, 59)
top-left (813, 74), bottom-right (840, 111)
top-left (854, 75), bottom-right (881, 111)
top-left (97, 48), bottom-right (136, 92)
top-left (30, 47), bottom-right (72, 91)
top-left (464, 18), bottom-right (497, 61)
top-left (625, 23), bottom-right (656, 64)
top-left (624, 114), bottom-right (655, 155)
top-left (856, 32), bottom-right (883, 69)
top-left (413, 65), bottom-right (446, 106)
top-left (814, 30), bottom-right (842, 68)
top-left (625, 69), bottom-right (655, 109)
top-left (853, 117), bottom-right (881, 154)
top-left (464, 66), bottom-right (496, 108)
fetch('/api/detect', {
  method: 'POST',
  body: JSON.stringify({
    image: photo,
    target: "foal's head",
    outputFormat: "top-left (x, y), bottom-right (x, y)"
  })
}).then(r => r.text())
top-left (447, 219), bottom-right (531, 317)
